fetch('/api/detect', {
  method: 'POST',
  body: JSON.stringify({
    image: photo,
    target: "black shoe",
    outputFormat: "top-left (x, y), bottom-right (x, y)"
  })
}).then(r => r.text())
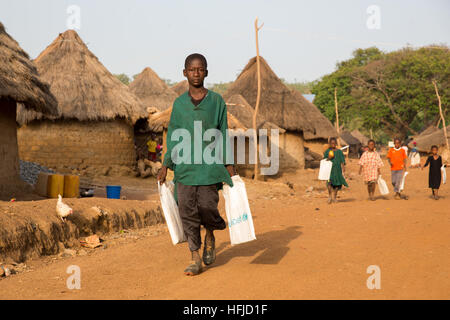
top-left (184, 260), bottom-right (202, 276)
top-left (202, 234), bottom-right (216, 266)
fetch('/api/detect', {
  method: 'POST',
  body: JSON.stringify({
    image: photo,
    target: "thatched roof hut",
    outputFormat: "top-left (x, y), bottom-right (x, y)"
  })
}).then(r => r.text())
top-left (223, 57), bottom-right (337, 140)
top-left (129, 67), bottom-right (178, 111)
top-left (225, 94), bottom-right (285, 133)
top-left (17, 29), bottom-right (144, 125)
top-left (1, 22), bottom-right (57, 198)
top-left (16, 29), bottom-right (144, 176)
top-left (0, 22), bottom-right (57, 114)
top-left (409, 125), bottom-right (450, 152)
top-left (172, 80), bottom-right (189, 96)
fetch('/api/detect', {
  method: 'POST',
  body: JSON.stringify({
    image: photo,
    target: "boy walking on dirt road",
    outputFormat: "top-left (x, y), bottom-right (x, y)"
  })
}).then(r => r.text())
top-left (387, 138), bottom-right (408, 199)
top-left (157, 53), bottom-right (235, 276)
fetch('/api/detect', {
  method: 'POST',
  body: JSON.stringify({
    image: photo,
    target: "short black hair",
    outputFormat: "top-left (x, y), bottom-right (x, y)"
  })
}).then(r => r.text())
top-left (184, 53), bottom-right (207, 69)
top-left (368, 139), bottom-right (375, 144)
top-left (329, 137), bottom-right (337, 143)
top-left (431, 145), bottom-right (438, 150)
top-left (394, 137), bottom-right (401, 143)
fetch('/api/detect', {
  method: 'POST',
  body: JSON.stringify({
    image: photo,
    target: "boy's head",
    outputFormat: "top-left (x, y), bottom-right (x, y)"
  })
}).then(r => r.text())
top-left (431, 145), bottom-right (438, 154)
top-left (329, 137), bottom-right (337, 149)
top-left (394, 138), bottom-right (401, 148)
top-left (183, 53), bottom-right (208, 88)
top-left (368, 139), bottom-right (375, 151)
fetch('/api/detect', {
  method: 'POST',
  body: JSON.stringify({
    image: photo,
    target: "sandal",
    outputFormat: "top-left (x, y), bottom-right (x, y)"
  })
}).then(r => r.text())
top-left (184, 260), bottom-right (202, 276)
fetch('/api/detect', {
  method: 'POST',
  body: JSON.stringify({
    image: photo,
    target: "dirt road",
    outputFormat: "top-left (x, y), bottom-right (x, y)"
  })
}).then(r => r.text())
top-left (0, 160), bottom-right (449, 299)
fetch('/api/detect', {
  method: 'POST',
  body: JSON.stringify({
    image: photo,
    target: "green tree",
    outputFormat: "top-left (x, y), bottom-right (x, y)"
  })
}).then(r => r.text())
top-left (114, 73), bottom-right (131, 85)
top-left (312, 46), bottom-right (450, 140)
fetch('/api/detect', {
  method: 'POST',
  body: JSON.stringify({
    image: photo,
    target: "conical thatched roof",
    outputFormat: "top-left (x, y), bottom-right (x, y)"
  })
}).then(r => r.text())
top-left (0, 22), bottom-right (57, 114)
top-left (17, 29), bottom-right (144, 125)
top-left (350, 129), bottom-right (369, 145)
top-left (223, 57), bottom-right (337, 140)
top-left (226, 94), bottom-right (285, 133)
top-left (129, 67), bottom-right (178, 111)
top-left (148, 106), bottom-right (246, 133)
top-left (289, 89), bottom-right (339, 140)
top-left (340, 131), bottom-right (361, 146)
top-left (409, 125), bottom-right (450, 152)
top-left (172, 80), bottom-right (189, 96)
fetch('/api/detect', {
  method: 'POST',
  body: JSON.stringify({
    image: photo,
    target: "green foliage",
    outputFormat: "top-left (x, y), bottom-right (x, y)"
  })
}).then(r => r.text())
top-left (207, 82), bottom-right (232, 95)
top-left (114, 73), bottom-right (131, 85)
top-left (281, 79), bottom-right (316, 94)
top-left (312, 46), bottom-right (450, 140)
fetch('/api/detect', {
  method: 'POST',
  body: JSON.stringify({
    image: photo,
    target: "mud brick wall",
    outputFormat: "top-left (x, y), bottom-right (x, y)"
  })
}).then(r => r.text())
top-left (231, 131), bottom-right (305, 178)
top-left (18, 119), bottom-right (136, 174)
top-left (0, 100), bottom-right (20, 194)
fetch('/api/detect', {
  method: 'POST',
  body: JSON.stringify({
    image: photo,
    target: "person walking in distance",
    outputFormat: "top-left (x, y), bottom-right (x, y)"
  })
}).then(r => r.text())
top-left (387, 137), bottom-right (408, 199)
top-left (359, 139), bottom-right (383, 201)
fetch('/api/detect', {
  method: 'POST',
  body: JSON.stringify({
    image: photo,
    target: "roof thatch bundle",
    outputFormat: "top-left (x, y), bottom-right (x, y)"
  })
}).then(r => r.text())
top-left (17, 29), bottom-right (144, 125)
top-left (129, 67), bottom-right (178, 111)
top-left (226, 94), bottom-right (285, 133)
top-left (340, 131), bottom-right (361, 146)
top-left (350, 129), bottom-right (370, 146)
top-left (172, 80), bottom-right (189, 96)
top-left (148, 106), bottom-right (246, 133)
top-left (289, 89), bottom-right (339, 140)
top-left (409, 125), bottom-right (450, 152)
top-left (418, 125), bottom-right (440, 137)
top-left (223, 56), bottom-right (337, 140)
top-left (0, 22), bottom-right (57, 114)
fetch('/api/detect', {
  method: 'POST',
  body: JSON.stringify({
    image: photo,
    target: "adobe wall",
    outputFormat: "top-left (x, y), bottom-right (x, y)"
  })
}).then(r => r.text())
top-left (18, 119), bottom-right (136, 176)
top-left (0, 99), bottom-right (20, 195)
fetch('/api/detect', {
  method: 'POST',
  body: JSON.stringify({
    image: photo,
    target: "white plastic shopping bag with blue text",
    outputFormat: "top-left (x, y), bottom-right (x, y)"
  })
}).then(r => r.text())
top-left (222, 175), bottom-right (256, 245)
top-left (158, 181), bottom-right (186, 245)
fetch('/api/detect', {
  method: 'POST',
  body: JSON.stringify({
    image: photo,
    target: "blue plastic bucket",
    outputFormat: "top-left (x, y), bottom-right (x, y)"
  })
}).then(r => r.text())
top-left (106, 185), bottom-right (121, 199)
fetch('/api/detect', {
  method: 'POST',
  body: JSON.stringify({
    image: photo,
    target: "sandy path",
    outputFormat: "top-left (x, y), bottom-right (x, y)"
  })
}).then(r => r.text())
top-left (0, 160), bottom-right (449, 299)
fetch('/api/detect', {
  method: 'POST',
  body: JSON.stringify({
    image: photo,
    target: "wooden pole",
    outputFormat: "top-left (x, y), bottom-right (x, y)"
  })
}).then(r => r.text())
top-left (253, 17), bottom-right (263, 180)
top-left (433, 80), bottom-right (449, 150)
top-left (334, 87), bottom-right (341, 147)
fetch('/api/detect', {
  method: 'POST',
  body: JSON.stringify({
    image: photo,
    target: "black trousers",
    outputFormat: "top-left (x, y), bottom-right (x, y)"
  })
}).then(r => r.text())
top-left (177, 182), bottom-right (226, 252)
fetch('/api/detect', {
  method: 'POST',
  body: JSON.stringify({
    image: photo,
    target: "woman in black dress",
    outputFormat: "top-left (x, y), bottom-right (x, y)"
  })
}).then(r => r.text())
top-left (422, 145), bottom-right (443, 200)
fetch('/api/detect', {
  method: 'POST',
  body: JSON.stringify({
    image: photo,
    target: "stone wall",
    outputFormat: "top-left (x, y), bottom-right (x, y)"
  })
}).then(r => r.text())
top-left (18, 119), bottom-right (136, 176)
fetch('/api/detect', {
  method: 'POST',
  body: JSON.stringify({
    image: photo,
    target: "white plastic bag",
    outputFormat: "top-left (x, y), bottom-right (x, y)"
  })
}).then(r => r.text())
top-left (442, 165), bottom-right (447, 184)
top-left (399, 171), bottom-right (409, 191)
top-left (377, 175), bottom-right (389, 195)
top-left (158, 181), bottom-right (186, 245)
top-left (318, 159), bottom-right (333, 181)
top-left (410, 153), bottom-right (421, 166)
top-left (222, 175), bottom-right (256, 245)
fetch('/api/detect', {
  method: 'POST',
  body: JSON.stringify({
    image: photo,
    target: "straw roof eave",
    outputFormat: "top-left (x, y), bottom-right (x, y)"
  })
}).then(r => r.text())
top-left (0, 22), bottom-right (57, 114)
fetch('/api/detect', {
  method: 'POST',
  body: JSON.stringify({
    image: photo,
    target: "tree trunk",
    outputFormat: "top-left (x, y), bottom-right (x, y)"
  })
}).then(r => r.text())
top-left (433, 80), bottom-right (449, 150)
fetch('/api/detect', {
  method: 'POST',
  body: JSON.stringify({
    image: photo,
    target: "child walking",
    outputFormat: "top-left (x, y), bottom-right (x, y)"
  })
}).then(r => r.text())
top-left (158, 53), bottom-right (235, 276)
top-left (358, 139), bottom-right (383, 201)
top-left (422, 145), bottom-right (443, 200)
top-left (387, 137), bottom-right (408, 199)
top-left (324, 137), bottom-right (347, 204)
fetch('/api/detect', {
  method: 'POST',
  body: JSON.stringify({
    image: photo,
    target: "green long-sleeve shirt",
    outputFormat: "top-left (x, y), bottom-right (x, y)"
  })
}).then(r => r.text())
top-left (163, 90), bottom-right (234, 192)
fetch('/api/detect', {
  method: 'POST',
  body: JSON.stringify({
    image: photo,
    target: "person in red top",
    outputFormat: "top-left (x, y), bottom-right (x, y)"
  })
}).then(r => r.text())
top-left (387, 137), bottom-right (408, 199)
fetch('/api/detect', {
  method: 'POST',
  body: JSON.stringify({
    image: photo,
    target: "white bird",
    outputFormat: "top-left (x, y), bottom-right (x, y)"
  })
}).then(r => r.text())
top-left (56, 194), bottom-right (73, 222)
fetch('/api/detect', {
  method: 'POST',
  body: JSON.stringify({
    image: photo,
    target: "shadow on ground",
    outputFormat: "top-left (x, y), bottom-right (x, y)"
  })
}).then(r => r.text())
top-left (211, 226), bottom-right (303, 268)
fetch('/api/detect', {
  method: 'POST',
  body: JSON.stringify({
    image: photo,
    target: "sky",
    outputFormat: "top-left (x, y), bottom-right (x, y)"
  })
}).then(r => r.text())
top-left (1, 0), bottom-right (449, 85)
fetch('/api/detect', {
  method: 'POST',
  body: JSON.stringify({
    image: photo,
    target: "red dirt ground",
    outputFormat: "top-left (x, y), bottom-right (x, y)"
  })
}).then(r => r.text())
top-left (0, 159), bottom-right (449, 299)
